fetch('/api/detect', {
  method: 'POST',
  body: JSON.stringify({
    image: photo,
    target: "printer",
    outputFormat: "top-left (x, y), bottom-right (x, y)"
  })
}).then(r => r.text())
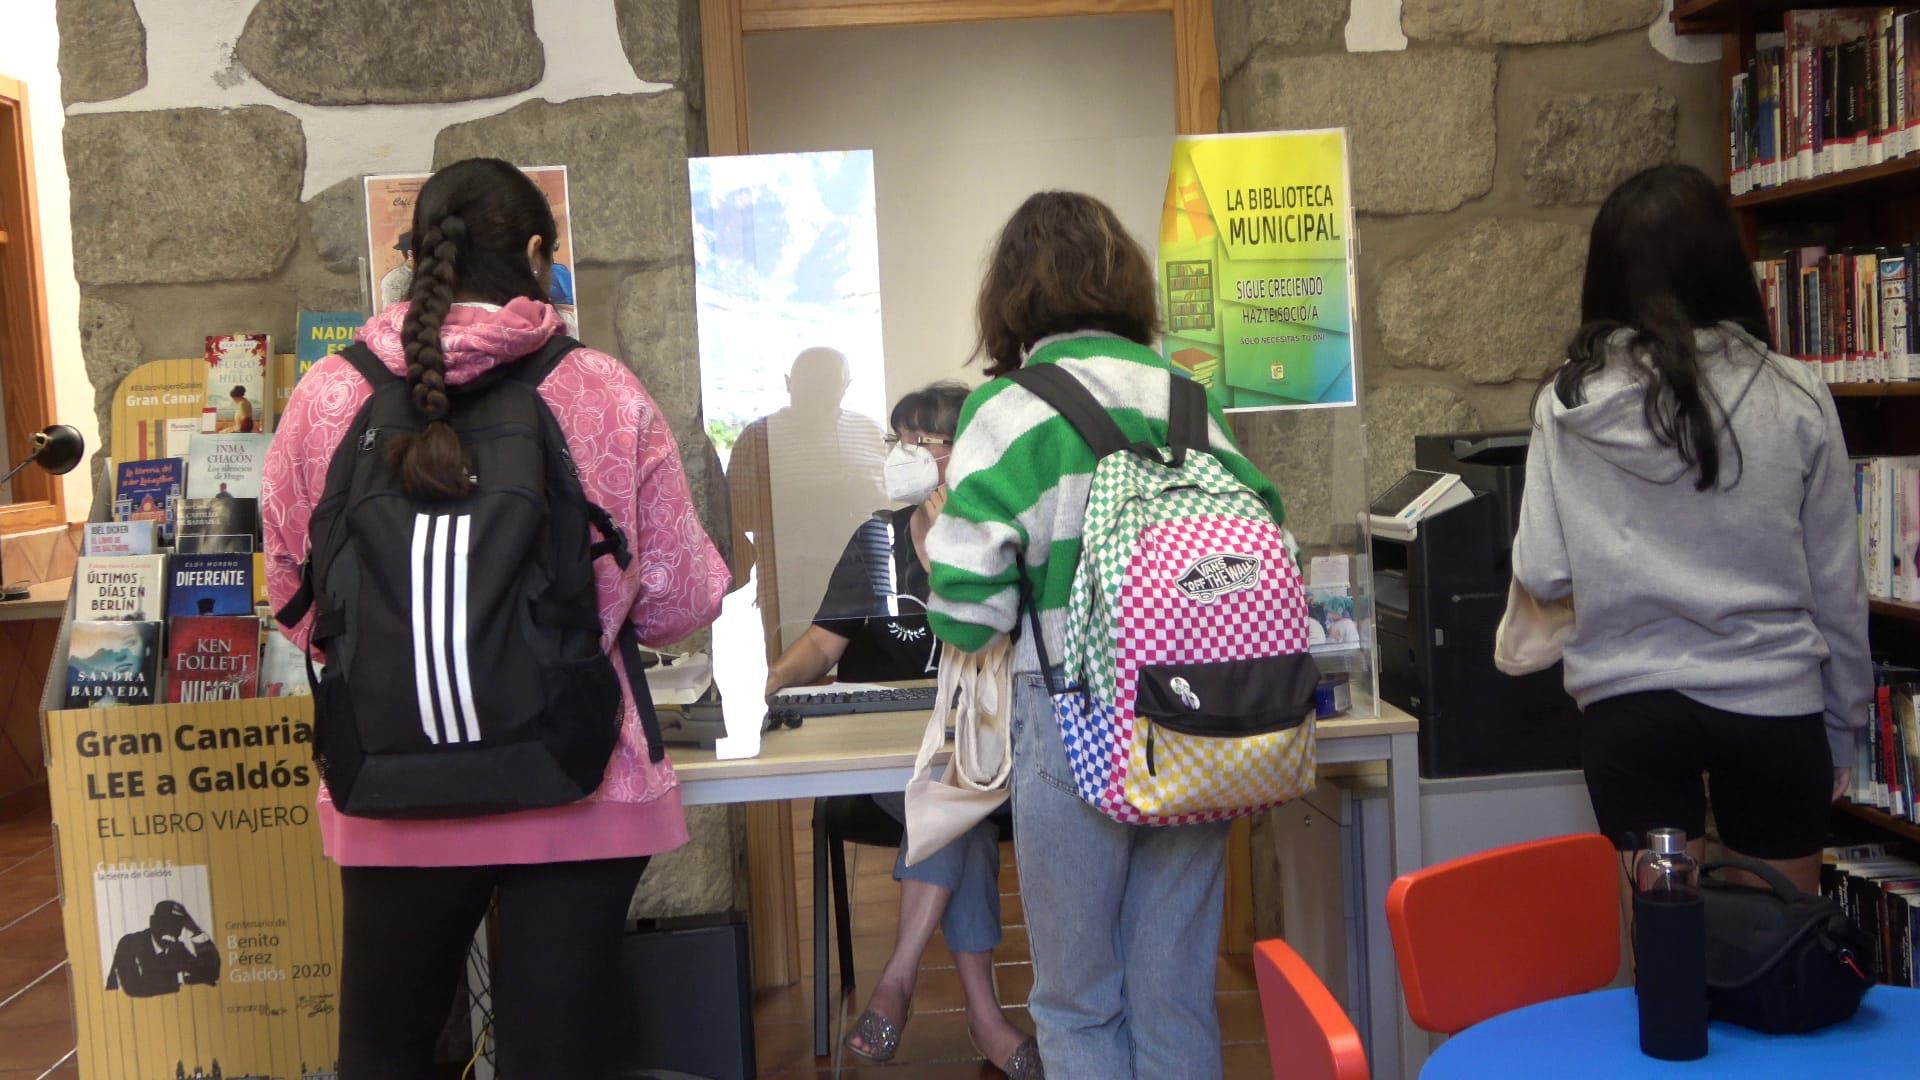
top-left (1371, 431), bottom-right (1581, 779)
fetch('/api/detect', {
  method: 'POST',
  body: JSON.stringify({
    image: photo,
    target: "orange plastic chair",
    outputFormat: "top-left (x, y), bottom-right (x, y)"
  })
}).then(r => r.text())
top-left (1386, 833), bottom-right (1620, 1035)
top-left (1252, 939), bottom-right (1369, 1080)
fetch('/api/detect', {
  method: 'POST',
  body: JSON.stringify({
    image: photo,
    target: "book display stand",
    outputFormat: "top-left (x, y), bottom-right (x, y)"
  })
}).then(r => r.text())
top-left (37, 357), bottom-right (343, 1080)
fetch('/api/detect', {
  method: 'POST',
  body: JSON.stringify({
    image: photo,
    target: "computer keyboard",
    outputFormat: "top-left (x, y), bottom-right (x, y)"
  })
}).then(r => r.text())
top-left (765, 685), bottom-right (940, 726)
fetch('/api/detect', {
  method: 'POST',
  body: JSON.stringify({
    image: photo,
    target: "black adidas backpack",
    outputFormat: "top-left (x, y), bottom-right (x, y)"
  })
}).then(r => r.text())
top-left (276, 335), bottom-right (661, 818)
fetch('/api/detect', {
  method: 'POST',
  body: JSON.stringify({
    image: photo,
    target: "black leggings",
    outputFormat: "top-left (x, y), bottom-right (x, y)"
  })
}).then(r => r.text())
top-left (338, 857), bottom-right (648, 1079)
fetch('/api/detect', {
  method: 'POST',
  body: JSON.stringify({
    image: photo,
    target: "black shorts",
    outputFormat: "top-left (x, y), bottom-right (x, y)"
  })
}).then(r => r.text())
top-left (1581, 690), bottom-right (1833, 859)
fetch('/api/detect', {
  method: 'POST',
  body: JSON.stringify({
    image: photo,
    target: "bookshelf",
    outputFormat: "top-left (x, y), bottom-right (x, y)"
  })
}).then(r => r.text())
top-left (1703, 9), bottom-right (1920, 878)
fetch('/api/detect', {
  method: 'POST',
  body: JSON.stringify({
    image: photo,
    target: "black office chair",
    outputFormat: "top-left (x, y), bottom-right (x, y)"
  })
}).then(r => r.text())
top-left (810, 794), bottom-right (1014, 1056)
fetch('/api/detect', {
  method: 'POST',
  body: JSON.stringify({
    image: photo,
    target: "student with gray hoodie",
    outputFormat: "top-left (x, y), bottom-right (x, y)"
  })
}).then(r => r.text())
top-left (1514, 164), bottom-right (1869, 894)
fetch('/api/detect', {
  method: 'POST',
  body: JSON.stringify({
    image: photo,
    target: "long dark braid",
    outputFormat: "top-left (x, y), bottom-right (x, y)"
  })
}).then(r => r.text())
top-left (382, 158), bottom-right (557, 500)
top-left (388, 214), bottom-right (472, 499)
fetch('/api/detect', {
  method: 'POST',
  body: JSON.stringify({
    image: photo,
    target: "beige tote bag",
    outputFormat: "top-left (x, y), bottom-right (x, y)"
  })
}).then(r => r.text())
top-left (903, 639), bottom-right (1013, 866)
top-left (1494, 578), bottom-right (1575, 676)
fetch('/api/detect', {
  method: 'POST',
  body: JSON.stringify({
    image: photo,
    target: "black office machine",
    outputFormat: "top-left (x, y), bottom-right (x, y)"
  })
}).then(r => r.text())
top-left (1371, 431), bottom-right (1580, 779)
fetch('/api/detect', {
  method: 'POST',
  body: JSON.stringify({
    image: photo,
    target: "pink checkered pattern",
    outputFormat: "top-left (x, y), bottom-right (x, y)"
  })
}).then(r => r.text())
top-left (1092, 514), bottom-right (1311, 824)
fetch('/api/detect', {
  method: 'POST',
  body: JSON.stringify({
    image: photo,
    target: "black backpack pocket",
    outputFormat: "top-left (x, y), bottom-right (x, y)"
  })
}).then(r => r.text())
top-left (1134, 654), bottom-right (1320, 737)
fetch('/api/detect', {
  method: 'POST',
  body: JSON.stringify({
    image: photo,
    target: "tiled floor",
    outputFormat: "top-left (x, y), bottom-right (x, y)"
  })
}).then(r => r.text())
top-left (0, 788), bottom-right (77, 1079)
top-left (0, 789), bottom-right (1271, 1079)
top-left (755, 799), bottom-right (1274, 1078)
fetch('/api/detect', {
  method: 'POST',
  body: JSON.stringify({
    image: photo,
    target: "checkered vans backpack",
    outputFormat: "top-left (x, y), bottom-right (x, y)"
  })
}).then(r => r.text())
top-left (1007, 364), bottom-right (1317, 826)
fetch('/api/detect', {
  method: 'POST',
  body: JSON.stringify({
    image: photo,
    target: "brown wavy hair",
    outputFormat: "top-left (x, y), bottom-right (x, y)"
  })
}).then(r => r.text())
top-left (974, 191), bottom-right (1161, 377)
top-left (389, 158), bottom-right (558, 500)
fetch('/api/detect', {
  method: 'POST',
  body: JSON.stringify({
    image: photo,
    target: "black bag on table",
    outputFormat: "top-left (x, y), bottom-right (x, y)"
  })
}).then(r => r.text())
top-left (1701, 856), bottom-right (1876, 1033)
top-left (275, 336), bottom-right (662, 819)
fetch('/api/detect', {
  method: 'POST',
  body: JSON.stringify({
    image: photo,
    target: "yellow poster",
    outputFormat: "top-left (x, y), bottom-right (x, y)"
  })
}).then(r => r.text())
top-left (1159, 129), bottom-right (1359, 411)
top-left (46, 698), bottom-right (341, 1079)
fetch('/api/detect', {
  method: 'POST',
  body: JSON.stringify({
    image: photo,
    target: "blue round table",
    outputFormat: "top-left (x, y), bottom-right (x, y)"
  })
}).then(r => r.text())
top-left (1421, 987), bottom-right (1920, 1078)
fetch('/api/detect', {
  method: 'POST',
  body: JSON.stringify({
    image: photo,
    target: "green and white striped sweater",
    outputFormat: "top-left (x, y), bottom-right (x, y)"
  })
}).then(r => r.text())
top-left (926, 331), bottom-right (1286, 671)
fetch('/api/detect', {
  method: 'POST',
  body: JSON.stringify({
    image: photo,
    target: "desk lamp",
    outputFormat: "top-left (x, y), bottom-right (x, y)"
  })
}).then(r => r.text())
top-left (0, 424), bottom-right (85, 600)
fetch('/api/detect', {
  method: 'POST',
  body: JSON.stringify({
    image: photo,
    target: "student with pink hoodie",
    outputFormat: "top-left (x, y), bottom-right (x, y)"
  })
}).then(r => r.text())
top-left (263, 158), bottom-right (729, 1078)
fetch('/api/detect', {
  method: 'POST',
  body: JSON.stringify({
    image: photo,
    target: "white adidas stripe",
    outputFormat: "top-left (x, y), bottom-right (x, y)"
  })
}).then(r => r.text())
top-left (411, 512), bottom-right (480, 745)
top-left (450, 515), bottom-right (481, 743)
top-left (428, 516), bottom-right (460, 744)
top-left (410, 516), bottom-right (440, 744)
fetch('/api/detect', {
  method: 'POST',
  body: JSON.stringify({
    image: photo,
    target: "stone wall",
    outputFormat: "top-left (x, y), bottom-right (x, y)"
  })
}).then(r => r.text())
top-left (1218, 0), bottom-right (1720, 542)
top-left (57, 0), bottom-right (734, 919)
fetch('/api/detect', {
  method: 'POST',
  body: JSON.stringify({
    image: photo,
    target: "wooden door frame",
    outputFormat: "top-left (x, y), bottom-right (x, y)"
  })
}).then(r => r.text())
top-left (699, 0), bottom-right (1221, 156)
top-left (0, 75), bottom-right (65, 531)
top-left (695, 0), bottom-right (1232, 990)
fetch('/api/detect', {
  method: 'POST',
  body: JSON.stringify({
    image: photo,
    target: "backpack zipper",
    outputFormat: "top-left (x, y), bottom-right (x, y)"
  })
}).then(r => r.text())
top-left (1146, 726), bottom-right (1157, 776)
top-left (359, 427), bottom-right (380, 451)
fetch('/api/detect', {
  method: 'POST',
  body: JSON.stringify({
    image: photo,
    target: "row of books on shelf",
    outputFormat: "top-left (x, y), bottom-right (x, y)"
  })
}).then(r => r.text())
top-left (1824, 842), bottom-right (1920, 987)
top-left (1729, 7), bottom-right (1920, 195)
top-left (1846, 665), bottom-right (1920, 821)
top-left (65, 548), bottom-right (310, 708)
top-left (1754, 245), bottom-right (1920, 384)
top-left (1851, 457), bottom-right (1920, 602)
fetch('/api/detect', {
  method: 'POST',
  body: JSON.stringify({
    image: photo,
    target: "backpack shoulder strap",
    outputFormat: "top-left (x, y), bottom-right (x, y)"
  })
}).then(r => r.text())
top-left (1005, 364), bottom-right (1150, 460)
top-left (503, 334), bottom-right (583, 388)
top-left (1166, 373), bottom-right (1212, 466)
top-left (337, 342), bottom-right (397, 388)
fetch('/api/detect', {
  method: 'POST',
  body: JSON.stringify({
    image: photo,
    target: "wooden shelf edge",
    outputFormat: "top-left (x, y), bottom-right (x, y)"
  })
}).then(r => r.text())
top-left (1731, 155), bottom-right (1920, 211)
top-left (1831, 383), bottom-right (1920, 398)
top-left (1836, 799), bottom-right (1920, 846)
top-left (1871, 598), bottom-right (1920, 622)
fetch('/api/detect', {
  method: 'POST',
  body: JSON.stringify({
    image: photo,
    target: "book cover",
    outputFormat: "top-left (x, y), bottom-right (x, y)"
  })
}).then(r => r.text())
top-left (166, 615), bottom-right (260, 703)
top-left (84, 521), bottom-right (154, 557)
top-left (1882, 254), bottom-right (1910, 376)
top-left (73, 555), bottom-right (167, 622)
top-left (252, 552), bottom-right (269, 613)
top-left (1732, 73), bottom-right (1752, 192)
top-left (202, 333), bottom-right (272, 434)
top-left (1876, 10), bottom-right (1892, 162)
top-left (185, 432), bottom-right (271, 501)
top-left (260, 629), bottom-right (313, 698)
top-left (163, 417), bottom-right (200, 461)
top-left (295, 311), bottom-right (361, 379)
top-left (112, 458), bottom-right (185, 545)
top-left (64, 620), bottom-right (162, 708)
top-left (176, 497), bottom-right (258, 555)
top-left (166, 553), bottom-right (254, 618)
top-left (1908, 11), bottom-right (1920, 156)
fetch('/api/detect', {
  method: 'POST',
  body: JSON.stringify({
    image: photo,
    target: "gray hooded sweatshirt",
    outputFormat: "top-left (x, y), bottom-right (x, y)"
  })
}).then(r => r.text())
top-left (1513, 323), bottom-right (1870, 765)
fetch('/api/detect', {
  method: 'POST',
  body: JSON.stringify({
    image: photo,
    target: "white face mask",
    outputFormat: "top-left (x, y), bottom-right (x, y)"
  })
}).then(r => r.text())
top-left (884, 442), bottom-right (941, 504)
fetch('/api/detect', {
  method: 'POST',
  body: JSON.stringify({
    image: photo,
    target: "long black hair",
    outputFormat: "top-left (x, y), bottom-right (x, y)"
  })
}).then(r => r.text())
top-left (391, 158), bottom-right (559, 499)
top-left (1554, 164), bottom-right (1769, 491)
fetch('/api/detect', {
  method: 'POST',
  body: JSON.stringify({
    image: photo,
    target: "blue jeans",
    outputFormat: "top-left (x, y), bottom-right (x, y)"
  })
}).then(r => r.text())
top-left (1012, 672), bottom-right (1230, 1080)
top-left (871, 792), bottom-right (1003, 954)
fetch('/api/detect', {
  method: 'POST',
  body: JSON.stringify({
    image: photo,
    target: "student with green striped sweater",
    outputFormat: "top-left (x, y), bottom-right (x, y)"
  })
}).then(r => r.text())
top-left (927, 192), bottom-right (1284, 1080)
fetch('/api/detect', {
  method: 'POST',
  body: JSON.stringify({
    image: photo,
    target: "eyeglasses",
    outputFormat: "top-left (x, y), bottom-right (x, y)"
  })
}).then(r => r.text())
top-left (885, 434), bottom-right (953, 448)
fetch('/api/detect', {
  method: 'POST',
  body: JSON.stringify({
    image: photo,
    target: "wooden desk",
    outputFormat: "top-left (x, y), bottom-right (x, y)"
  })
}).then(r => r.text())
top-left (672, 702), bottom-right (1425, 1064)
top-left (0, 576), bottom-right (68, 621)
top-left (0, 577), bottom-right (64, 804)
top-left (676, 706), bottom-right (1420, 882)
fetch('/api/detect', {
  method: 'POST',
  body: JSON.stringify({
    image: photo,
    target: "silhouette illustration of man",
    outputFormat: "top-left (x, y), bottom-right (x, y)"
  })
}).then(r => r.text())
top-left (106, 900), bottom-right (221, 997)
